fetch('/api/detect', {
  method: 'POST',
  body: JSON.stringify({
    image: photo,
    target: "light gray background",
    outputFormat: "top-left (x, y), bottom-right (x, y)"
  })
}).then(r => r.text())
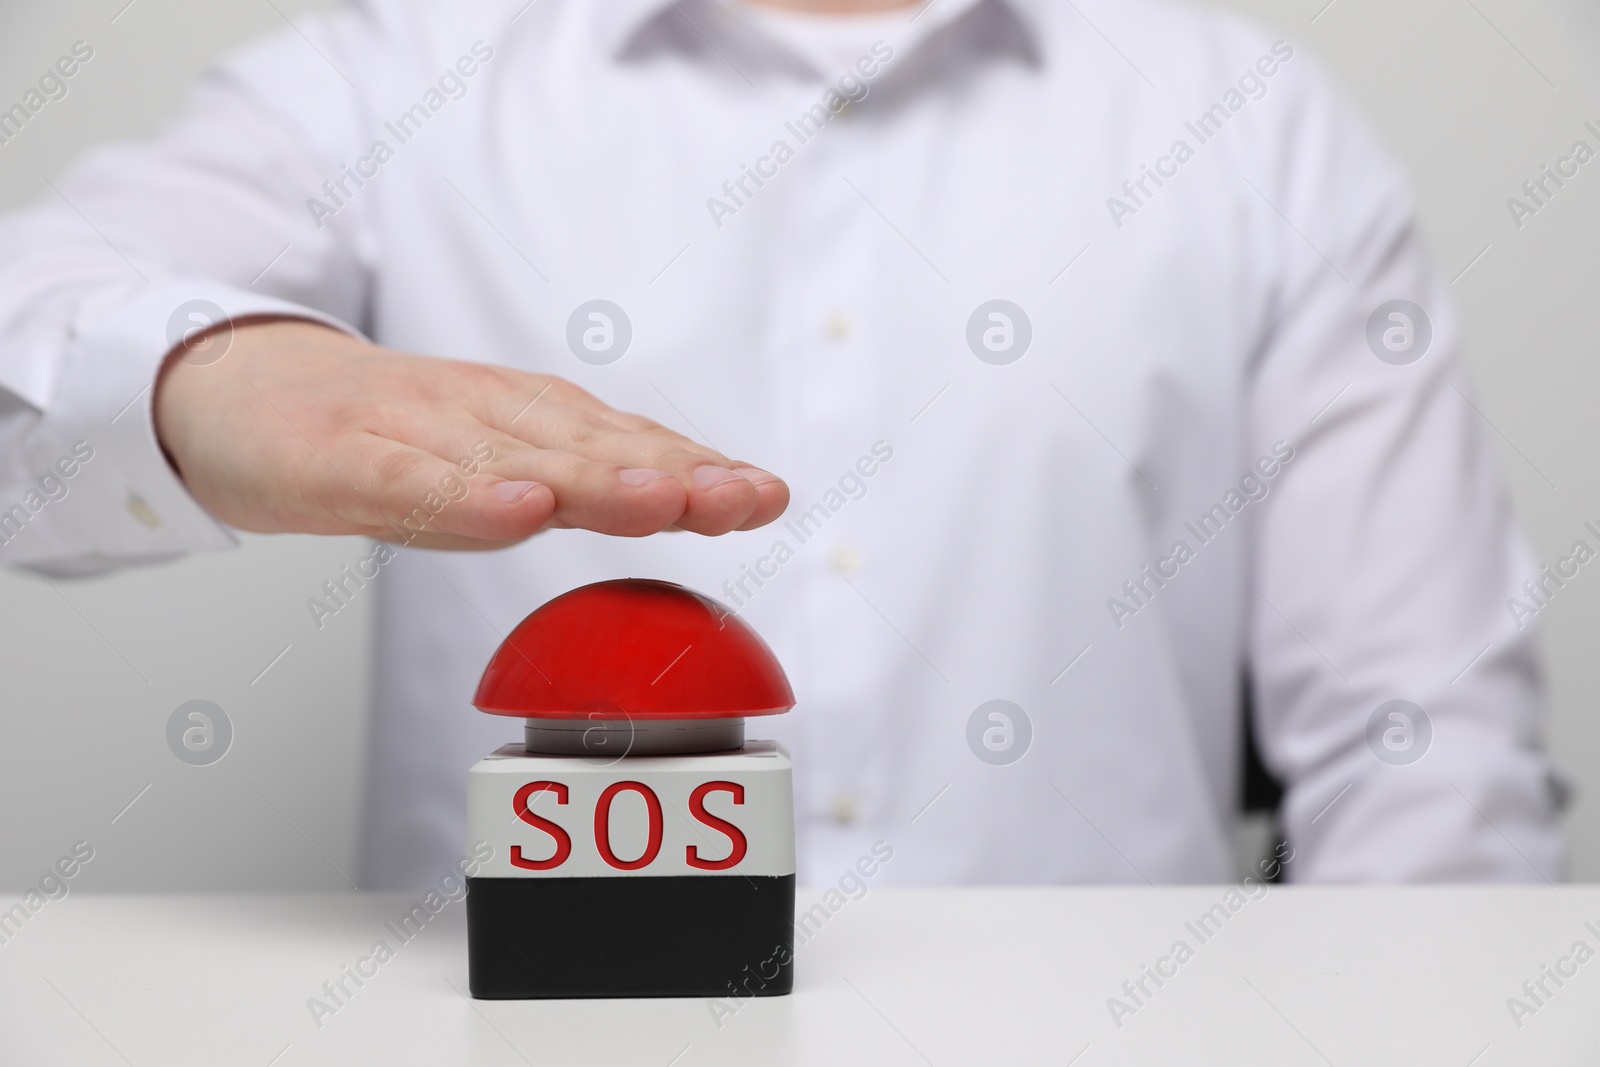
top-left (1, 0), bottom-right (1597, 890)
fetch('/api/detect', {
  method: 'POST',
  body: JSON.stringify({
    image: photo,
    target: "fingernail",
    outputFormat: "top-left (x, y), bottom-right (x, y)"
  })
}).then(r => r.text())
top-left (693, 466), bottom-right (744, 490)
top-left (736, 466), bottom-right (782, 487)
top-left (493, 480), bottom-right (542, 503)
top-left (619, 468), bottom-right (673, 487)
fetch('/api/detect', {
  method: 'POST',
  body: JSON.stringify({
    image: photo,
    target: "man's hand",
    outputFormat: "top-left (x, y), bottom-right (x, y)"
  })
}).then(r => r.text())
top-left (153, 319), bottom-right (788, 549)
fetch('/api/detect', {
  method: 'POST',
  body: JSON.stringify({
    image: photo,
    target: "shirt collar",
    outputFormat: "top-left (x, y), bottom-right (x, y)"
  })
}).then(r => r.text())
top-left (595, 0), bottom-right (1045, 65)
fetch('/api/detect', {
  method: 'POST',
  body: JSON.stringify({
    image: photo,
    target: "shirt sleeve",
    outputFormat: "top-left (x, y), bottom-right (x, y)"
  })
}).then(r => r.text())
top-left (1240, 42), bottom-right (1567, 881)
top-left (0, 9), bottom-right (380, 572)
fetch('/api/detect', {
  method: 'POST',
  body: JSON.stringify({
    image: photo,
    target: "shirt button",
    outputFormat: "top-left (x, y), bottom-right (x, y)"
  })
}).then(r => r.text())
top-left (829, 544), bottom-right (864, 574)
top-left (828, 793), bottom-right (859, 825)
top-left (825, 312), bottom-right (853, 341)
top-left (126, 494), bottom-right (161, 529)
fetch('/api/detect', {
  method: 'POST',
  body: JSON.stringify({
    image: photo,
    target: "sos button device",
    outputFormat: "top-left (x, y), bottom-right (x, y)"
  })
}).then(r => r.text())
top-left (465, 578), bottom-right (797, 999)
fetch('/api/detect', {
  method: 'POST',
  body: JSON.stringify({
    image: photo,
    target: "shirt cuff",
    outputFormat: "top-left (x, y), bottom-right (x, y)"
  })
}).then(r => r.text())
top-left (1, 279), bottom-right (360, 569)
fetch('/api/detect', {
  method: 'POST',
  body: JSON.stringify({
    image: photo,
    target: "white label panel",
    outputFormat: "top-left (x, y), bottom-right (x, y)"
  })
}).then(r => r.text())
top-left (467, 741), bottom-right (794, 878)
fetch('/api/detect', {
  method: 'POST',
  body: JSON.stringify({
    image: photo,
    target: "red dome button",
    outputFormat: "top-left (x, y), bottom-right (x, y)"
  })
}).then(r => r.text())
top-left (473, 579), bottom-right (795, 721)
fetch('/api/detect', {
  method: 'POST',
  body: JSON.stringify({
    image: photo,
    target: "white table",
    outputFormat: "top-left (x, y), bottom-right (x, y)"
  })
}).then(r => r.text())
top-left (2, 886), bottom-right (1596, 1065)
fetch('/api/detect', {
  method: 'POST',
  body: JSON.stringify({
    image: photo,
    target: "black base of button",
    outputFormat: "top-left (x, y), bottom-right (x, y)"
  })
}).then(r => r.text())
top-left (466, 874), bottom-right (795, 999)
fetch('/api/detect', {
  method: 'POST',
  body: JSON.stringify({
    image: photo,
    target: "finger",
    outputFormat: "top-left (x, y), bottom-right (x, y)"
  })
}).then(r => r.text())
top-left (465, 438), bottom-right (703, 537)
top-left (491, 409), bottom-right (769, 535)
top-left (322, 437), bottom-right (558, 543)
top-left (390, 424), bottom-right (703, 538)
top-left (730, 464), bottom-right (790, 531)
top-left (589, 417), bottom-right (789, 531)
top-left (479, 377), bottom-right (789, 535)
top-left (349, 398), bottom-right (693, 537)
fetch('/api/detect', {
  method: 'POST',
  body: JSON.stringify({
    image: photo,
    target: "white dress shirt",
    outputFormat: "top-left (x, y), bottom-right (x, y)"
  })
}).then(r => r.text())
top-left (0, 0), bottom-right (1566, 888)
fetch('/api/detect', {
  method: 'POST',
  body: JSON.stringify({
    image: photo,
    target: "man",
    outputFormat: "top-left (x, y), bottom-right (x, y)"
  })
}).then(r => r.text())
top-left (0, 0), bottom-right (1565, 887)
